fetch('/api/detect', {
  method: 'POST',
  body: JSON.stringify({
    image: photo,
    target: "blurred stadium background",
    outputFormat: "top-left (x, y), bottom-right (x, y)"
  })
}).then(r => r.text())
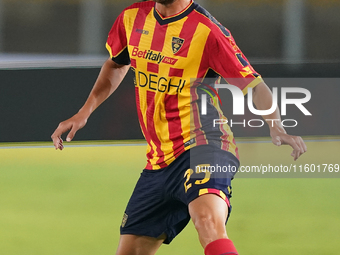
top-left (0, 0), bottom-right (339, 254)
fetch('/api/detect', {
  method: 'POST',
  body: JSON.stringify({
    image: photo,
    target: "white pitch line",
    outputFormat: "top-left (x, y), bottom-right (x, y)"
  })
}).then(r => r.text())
top-left (0, 143), bottom-right (148, 149)
top-left (237, 139), bottom-right (340, 144)
top-left (0, 139), bottom-right (339, 149)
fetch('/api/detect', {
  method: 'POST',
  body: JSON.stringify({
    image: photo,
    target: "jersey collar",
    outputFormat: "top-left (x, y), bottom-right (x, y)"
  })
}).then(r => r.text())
top-left (153, 1), bottom-right (197, 25)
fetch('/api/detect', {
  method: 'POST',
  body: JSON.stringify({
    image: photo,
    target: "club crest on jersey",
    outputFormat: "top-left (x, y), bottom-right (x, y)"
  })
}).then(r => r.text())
top-left (172, 37), bottom-right (185, 54)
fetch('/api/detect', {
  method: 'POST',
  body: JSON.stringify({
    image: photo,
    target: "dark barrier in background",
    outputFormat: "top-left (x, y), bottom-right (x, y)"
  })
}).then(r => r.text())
top-left (0, 63), bottom-right (339, 142)
top-left (0, 68), bottom-right (141, 142)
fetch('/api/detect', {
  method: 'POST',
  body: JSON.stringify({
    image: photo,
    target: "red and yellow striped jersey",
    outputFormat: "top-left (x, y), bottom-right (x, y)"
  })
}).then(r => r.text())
top-left (106, 1), bottom-right (262, 170)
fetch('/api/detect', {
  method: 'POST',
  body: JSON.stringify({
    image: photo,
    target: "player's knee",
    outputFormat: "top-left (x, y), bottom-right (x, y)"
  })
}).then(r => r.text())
top-left (189, 194), bottom-right (229, 240)
top-left (192, 211), bottom-right (219, 232)
top-left (191, 205), bottom-right (228, 239)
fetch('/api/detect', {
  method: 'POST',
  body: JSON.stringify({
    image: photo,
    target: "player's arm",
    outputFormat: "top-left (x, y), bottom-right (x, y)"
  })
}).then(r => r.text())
top-left (51, 59), bottom-right (130, 150)
top-left (206, 25), bottom-right (307, 160)
top-left (252, 82), bottom-right (307, 161)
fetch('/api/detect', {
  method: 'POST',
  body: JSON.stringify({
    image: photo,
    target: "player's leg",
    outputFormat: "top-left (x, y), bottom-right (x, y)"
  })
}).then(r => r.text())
top-left (189, 194), bottom-right (238, 255)
top-left (116, 165), bottom-right (190, 254)
top-left (115, 234), bottom-right (166, 255)
top-left (185, 145), bottom-right (240, 255)
top-left (188, 193), bottom-right (229, 246)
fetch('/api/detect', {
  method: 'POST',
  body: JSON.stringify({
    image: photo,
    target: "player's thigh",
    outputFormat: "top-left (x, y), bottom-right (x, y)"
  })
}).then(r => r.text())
top-left (189, 193), bottom-right (228, 225)
top-left (184, 145), bottom-right (239, 245)
top-left (185, 145), bottom-right (238, 219)
top-left (116, 234), bottom-right (166, 255)
top-left (188, 194), bottom-right (230, 248)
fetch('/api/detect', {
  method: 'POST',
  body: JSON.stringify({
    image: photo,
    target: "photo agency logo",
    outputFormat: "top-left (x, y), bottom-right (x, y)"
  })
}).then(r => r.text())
top-left (198, 82), bottom-right (312, 128)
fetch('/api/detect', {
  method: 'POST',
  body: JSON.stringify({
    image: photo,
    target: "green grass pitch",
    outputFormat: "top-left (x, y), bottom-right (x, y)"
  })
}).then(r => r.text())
top-left (0, 139), bottom-right (339, 254)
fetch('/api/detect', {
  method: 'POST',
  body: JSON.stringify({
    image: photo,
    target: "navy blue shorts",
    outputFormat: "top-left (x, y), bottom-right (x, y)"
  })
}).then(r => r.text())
top-left (120, 144), bottom-right (240, 244)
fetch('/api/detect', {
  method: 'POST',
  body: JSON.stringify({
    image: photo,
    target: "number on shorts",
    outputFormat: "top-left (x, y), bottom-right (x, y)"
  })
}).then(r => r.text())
top-left (184, 164), bottom-right (212, 193)
top-left (194, 164), bottom-right (211, 185)
top-left (184, 169), bottom-right (194, 193)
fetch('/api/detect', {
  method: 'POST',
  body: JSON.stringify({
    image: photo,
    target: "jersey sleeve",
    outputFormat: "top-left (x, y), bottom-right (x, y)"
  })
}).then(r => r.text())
top-left (106, 11), bottom-right (130, 65)
top-left (208, 29), bottom-right (262, 95)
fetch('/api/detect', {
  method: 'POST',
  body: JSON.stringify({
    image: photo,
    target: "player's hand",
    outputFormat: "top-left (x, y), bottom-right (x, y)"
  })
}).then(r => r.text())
top-left (270, 129), bottom-right (307, 161)
top-left (51, 114), bottom-right (88, 150)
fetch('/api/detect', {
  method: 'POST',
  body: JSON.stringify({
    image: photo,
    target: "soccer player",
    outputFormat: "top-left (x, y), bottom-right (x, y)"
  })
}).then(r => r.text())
top-left (51, 0), bottom-right (307, 254)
